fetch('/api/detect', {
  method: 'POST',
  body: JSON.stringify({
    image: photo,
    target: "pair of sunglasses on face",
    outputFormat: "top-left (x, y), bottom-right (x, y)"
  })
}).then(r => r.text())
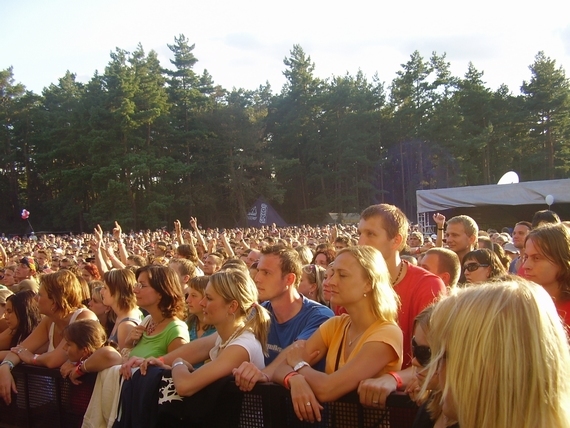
top-left (463, 263), bottom-right (489, 272)
top-left (412, 336), bottom-right (431, 367)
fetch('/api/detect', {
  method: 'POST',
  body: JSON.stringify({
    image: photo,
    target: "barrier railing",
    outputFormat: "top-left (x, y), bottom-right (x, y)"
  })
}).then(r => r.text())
top-left (0, 365), bottom-right (418, 428)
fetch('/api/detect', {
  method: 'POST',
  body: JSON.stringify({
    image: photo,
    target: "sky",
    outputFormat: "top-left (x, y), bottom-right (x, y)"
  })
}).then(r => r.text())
top-left (2, 0), bottom-right (570, 96)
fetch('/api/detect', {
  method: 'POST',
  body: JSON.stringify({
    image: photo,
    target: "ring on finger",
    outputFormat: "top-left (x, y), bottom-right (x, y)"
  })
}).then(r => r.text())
top-left (306, 402), bottom-right (311, 406)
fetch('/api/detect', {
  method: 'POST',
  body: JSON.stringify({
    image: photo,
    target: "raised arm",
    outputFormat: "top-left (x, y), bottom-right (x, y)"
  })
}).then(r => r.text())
top-left (173, 220), bottom-right (184, 246)
top-left (0, 242), bottom-right (7, 266)
top-left (105, 242), bottom-right (126, 269)
top-left (189, 217), bottom-right (207, 254)
top-left (92, 225), bottom-right (108, 275)
top-left (219, 231), bottom-right (234, 258)
top-left (433, 213), bottom-right (446, 247)
top-left (113, 221), bottom-right (129, 264)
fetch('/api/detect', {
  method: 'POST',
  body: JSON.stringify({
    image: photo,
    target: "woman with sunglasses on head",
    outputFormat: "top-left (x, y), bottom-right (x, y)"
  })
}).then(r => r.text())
top-left (422, 277), bottom-right (570, 428)
top-left (88, 284), bottom-right (114, 337)
top-left (523, 223), bottom-right (570, 328)
top-left (273, 246), bottom-right (402, 423)
top-left (461, 249), bottom-right (506, 285)
top-left (298, 264), bottom-right (327, 305)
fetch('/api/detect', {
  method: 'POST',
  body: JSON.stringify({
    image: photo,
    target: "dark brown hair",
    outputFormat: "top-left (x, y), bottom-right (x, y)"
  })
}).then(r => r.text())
top-left (136, 265), bottom-right (185, 319)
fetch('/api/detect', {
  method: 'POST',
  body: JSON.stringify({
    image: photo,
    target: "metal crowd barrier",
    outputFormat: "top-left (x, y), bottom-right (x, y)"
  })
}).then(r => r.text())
top-left (0, 365), bottom-right (418, 428)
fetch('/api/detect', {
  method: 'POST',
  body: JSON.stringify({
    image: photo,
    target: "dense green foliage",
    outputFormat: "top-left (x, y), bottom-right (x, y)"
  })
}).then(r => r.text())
top-left (1, 39), bottom-right (569, 232)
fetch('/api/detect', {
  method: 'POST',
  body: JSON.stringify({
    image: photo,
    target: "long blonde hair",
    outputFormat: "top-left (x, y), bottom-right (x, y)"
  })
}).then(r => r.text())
top-left (336, 246), bottom-right (399, 323)
top-left (208, 268), bottom-right (271, 355)
top-left (424, 277), bottom-right (570, 428)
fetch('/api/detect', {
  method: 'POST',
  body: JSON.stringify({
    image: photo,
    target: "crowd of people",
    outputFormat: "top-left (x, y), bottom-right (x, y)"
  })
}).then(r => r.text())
top-left (0, 204), bottom-right (569, 428)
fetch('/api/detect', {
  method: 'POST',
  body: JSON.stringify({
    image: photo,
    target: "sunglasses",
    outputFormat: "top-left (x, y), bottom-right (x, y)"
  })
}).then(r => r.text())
top-left (412, 336), bottom-right (431, 367)
top-left (303, 264), bottom-right (317, 275)
top-left (463, 263), bottom-right (490, 272)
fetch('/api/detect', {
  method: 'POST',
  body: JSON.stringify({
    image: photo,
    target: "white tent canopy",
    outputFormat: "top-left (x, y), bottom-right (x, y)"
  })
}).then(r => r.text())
top-left (416, 179), bottom-right (570, 213)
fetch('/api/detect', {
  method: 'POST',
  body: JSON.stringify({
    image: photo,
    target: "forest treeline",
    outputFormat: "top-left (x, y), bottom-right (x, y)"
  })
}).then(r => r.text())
top-left (1, 35), bottom-right (569, 233)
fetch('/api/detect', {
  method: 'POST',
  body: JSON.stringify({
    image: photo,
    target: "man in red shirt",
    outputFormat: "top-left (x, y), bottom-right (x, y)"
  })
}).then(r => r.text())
top-left (356, 204), bottom-right (446, 408)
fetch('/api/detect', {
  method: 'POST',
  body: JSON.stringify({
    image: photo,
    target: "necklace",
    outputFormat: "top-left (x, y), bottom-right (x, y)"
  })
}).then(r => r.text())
top-left (347, 322), bottom-right (365, 347)
top-left (146, 317), bottom-right (166, 335)
top-left (391, 261), bottom-right (405, 286)
top-left (218, 323), bottom-right (245, 352)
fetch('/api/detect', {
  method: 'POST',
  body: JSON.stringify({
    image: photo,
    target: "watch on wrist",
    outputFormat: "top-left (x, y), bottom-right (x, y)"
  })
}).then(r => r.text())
top-left (293, 361), bottom-right (310, 372)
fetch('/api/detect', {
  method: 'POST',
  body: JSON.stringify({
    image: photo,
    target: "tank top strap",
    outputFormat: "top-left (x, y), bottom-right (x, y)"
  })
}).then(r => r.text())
top-left (69, 307), bottom-right (87, 324)
top-left (48, 322), bottom-right (55, 352)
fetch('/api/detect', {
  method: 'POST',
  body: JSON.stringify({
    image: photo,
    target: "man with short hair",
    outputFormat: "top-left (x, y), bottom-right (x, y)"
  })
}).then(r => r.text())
top-left (444, 215), bottom-right (478, 263)
top-left (245, 249), bottom-right (261, 268)
top-left (12, 257), bottom-right (39, 293)
top-left (356, 204), bottom-right (446, 407)
top-left (203, 252), bottom-right (223, 275)
top-left (232, 245), bottom-right (334, 390)
top-left (419, 247), bottom-right (460, 288)
top-left (357, 204), bottom-right (446, 367)
top-left (333, 236), bottom-right (350, 251)
top-left (509, 221), bottom-right (532, 274)
top-left (150, 240), bottom-right (167, 261)
top-left (477, 236), bottom-right (493, 250)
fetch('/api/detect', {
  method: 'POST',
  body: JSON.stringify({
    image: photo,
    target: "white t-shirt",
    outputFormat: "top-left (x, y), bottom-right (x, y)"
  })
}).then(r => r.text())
top-left (209, 330), bottom-right (265, 369)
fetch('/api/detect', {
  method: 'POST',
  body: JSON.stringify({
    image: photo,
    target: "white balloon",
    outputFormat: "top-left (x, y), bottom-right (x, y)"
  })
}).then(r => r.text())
top-left (545, 194), bottom-right (554, 206)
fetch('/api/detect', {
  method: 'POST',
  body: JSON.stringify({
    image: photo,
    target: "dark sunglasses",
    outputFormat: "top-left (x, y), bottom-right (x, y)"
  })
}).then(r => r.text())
top-left (463, 263), bottom-right (490, 272)
top-left (412, 337), bottom-right (431, 367)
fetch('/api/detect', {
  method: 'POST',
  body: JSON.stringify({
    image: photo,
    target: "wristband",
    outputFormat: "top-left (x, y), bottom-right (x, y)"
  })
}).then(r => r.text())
top-left (0, 361), bottom-right (14, 371)
top-left (158, 357), bottom-right (165, 364)
top-left (283, 371), bottom-right (299, 390)
top-left (438, 228), bottom-right (444, 231)
top-left (171, 361), bottom-right (185, 370)
top-left (388, 371), bottom-right (403, 390)
top-left (32, 354), bottom-right (39, 365)
top-left (75, 365), bottom-right (85, 376)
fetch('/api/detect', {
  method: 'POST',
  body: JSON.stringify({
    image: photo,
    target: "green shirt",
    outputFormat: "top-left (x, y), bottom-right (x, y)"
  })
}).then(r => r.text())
top-left (129, 318), bottom-right (189, 359)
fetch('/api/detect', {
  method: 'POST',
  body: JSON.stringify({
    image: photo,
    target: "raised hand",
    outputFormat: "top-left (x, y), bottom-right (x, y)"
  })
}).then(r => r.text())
top-left (113, 221), bottom-right (122, 241)
top-left (433, 213), bottom-right (446, 228)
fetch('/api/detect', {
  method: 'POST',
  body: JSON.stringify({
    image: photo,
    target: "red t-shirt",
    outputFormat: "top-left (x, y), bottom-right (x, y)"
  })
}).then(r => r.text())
top-left (395, 262), bottom-right (446, 368)
top-left (556, 299), bottom-right (570, 333)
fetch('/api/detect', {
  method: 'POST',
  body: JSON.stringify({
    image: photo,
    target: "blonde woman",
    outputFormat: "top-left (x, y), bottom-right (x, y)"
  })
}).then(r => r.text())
top-left (423, 278), bottom-right (570, 428)
top-left (168, 258), bottom-right (197, 295)
top-left (88, 284), bottom-right (114, 337)
top-left (298, 264), bottom-right (326, 304)
top-left (141, 268), bottom-right (271, 397)
top-left (273, 246), bottom-right (402, 423)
